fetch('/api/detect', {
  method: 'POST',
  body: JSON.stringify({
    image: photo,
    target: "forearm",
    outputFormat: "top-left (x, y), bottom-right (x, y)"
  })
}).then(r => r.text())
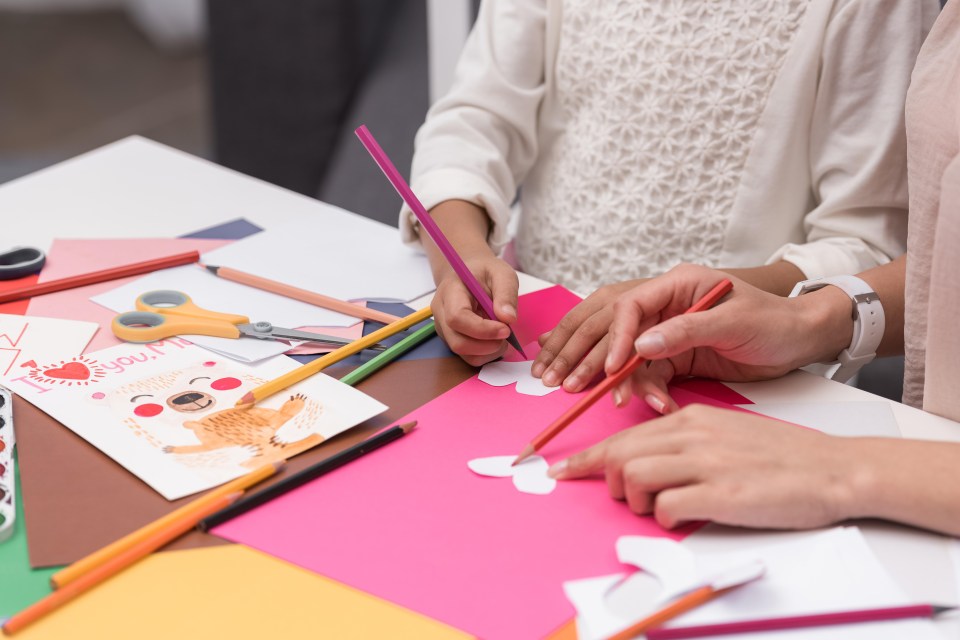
top-left (720, 261), bottom-right (805, 296)
top-left (842, 437), bottom-right (960, 536)
top-left (422, 199), bottom-right (497, 283)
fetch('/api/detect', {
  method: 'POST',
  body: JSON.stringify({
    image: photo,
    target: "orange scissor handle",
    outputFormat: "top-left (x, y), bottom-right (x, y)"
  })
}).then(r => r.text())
top-left (112, 290), bottom-right (249, 343)
top-left (134, 290), bottom-right (249, 324)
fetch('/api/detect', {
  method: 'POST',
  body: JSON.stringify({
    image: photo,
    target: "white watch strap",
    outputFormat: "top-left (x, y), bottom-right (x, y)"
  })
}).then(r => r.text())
top-left (788, 275), bottom-right (884, 383)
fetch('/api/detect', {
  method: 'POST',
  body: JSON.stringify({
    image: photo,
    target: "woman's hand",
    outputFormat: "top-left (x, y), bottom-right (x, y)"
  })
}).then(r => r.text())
top-left (603, 264), bottom-right (853, 413)
top-left (548, 404), bottom-right (863, 530)
top-left (532, 279), bottom-right (645, 392)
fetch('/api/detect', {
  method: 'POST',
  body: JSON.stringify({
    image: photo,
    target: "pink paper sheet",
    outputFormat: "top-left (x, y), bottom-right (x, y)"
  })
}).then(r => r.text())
top-left (27, 238), bottom-right (228, 353)
top-left (214, 286), bottom-right (752, 639)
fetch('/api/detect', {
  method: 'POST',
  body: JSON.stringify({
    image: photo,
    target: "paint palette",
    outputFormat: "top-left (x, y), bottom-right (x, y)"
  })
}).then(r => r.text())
top-left (0, 387), bottom-right (14, 542)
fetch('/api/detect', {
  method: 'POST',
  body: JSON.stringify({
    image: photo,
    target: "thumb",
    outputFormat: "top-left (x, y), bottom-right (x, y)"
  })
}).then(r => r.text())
top-left (487, 262), bottom-right (520, 324)
top-left (633, 310), bottom-right (729, 360)
top-left (548, 440), bottom-right (607, 480)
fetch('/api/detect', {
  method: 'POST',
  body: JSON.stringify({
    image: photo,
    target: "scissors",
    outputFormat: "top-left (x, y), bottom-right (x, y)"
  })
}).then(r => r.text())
top-left (0, 247), bottom-right (45, 280)
top-left (112, 290), bottom-right (386, 350)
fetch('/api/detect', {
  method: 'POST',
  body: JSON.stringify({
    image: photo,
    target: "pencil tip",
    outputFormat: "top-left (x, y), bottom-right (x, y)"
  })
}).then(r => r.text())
top-left (203, 264), bottom-right (219, 275)
top-left (399, 420), bottom-right (417, 434)
top-left (235, 393), bottom-right (254, 409)
top-left (511, 444), bottom-right (535, 467)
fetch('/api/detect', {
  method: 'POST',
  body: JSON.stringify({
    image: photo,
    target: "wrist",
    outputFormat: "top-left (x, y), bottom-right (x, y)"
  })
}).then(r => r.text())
top-left (827, 437), bottom-right (883, 521)
top-left (794, 285), bottom-right (855, 365)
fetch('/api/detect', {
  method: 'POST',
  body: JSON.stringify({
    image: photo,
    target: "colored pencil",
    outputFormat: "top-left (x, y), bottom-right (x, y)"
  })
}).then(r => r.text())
top-left (645, 603), bottom-right (955, 639)
top-left (236, 306), bottom-right (433, 407)
top-left (607, 584), bottom-right (735, 640)
top-left (0, 250), bottom-right (200, 304)
top-left (201, 264), bottom-right (402, 325)
top-left (512, 279), bottom-right (733, 465)
top-left (49, 462), bottom-right (282, 589)
top-left (198, 421), bottom-right (417, 531)
top-left (338, 321), bottom-right (437, 387)
top-left (354, 125), bottom-right (526, 358)
top-left (2, 492), bottom-right (242, 635)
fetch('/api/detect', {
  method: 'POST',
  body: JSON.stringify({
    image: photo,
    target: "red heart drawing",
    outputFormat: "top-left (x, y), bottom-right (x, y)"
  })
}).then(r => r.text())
top-left (43, 362), bottom-right (90, 380)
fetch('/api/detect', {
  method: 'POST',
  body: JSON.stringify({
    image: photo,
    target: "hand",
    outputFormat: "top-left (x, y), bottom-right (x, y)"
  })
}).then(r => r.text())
top-left (531, 279), bottom-right (644, 392)
top-left (431, 254), bottom-right (519, 367)
top-left (603, 264), bottom-right (852, 414)
top-left (548, 404), bottom-right (859, 530)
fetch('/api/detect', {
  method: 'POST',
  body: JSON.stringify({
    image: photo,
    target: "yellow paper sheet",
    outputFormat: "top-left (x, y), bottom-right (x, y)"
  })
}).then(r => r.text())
top-left (14, 545), bottom-right (473, 639)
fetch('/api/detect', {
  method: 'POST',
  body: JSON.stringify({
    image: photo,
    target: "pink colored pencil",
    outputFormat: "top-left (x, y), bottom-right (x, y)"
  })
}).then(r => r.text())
top-left (0, 251), bottom-right (200, 304)
top-left (646, 604), bottom-right (954, 639)
top-left (202, 264), bottom-right (401, 325)
top-left (354, 125), bottom-right (526, 357)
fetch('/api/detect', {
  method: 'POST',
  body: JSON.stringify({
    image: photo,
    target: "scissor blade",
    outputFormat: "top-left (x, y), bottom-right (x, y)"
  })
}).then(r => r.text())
top-left (235, 324), bottom-right (388, 351)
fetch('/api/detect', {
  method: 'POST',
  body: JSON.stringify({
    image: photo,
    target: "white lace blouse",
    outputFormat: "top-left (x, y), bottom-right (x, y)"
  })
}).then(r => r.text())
top-left (401, 0), bottom-right (933, 293)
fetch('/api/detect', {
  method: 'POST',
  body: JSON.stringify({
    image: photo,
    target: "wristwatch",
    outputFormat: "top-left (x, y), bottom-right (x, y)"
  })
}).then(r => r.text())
top-left (788, 275), bottom-right (884, 383)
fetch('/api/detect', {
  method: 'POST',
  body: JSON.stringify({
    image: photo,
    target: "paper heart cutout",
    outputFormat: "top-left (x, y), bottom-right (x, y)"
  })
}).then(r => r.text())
top-left (477, 361), bottom-right (559, 397)
top-left (467, 455), bottom-right (557, 495)
top-left (43, 362), bottom-right (90, 380)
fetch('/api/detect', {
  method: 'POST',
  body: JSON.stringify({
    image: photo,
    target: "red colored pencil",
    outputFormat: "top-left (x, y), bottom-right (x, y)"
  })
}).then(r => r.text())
top-left (645, 603), bottom-right (954, 639)
top-left (0, 250), bottom-right (200, 304)
top-left (512, 279), bottom-right (733, 465)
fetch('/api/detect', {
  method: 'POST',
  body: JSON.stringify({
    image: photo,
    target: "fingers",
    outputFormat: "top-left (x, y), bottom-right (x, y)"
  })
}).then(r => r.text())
top-left (532, 303), bottom-right (606, 383)
top-left (548, 439), bottom-right (607, 480)
top-left (654, 484), bottom-right (718, 529)
top-left (433, 279), bottom-right (510, 364)
top-left (486, 262), bottom-right (519, 324)
top-left (621, 456), bottom-right (696, 515)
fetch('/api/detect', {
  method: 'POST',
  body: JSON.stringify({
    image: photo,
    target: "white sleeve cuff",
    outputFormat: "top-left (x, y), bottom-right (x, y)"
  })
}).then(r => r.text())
top-left (399, 167), bottom-right (516, 255)
top-left (767, 237), bottom-right (894, 279)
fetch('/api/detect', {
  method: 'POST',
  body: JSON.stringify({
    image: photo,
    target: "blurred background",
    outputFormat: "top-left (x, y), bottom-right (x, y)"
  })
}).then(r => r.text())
top-left (0, 0), bottom-right (478, 226)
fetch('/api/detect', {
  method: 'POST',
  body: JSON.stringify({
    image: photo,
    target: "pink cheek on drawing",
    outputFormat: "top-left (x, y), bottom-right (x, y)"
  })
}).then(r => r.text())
top-left (134, 403), bottom-right (164, 418)
top-left (91, 392), bottom-right (106, 400)
top-left (203, 361), bottom-right (217, 367)
top-left (210, 377), bottom-right (241, 391)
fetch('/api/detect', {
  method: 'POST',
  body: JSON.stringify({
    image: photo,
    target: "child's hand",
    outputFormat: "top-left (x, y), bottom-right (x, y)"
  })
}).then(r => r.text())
top-left (531, 279), bottom-right (645, 392)
top-left (431, 255), bottom-right (519, 367)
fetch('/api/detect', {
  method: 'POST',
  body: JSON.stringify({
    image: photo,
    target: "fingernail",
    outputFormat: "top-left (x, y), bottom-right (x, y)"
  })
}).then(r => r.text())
top-left (612, 388), bottom-right (623, 407)
top-left (501, 304), bottom-right (516, 318)
top-left (543, 370), bottom-right (559, 387)
top-left (531, 362), bottom-right (545, 377)
top-left (498, 326), bottom-right (510, 339)
top-left (635, 332), bottom-right (666, 355)
top-left (645, 393), bottom-right (666, 414)
top-left (605, 354), bottom-right (616, 371)
top-left (548, 459), bottom-right (568, 478)
top-left (564, 374), bottom-right (582, 392)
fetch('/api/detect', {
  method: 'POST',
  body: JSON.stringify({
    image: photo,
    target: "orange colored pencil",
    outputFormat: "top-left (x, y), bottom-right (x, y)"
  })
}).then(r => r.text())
top-left (2, 492), bottom-right (242, 635)
top-left (0, 250), bottom-right (200, 304)
top-left (513, 279), bottom-right (733, 465)
top-left (606, 584), bottom-right (729, 640)
top-left (202, 264), bottom-right (401, 325)
top-left (50, 462), bottom-right (282, 589)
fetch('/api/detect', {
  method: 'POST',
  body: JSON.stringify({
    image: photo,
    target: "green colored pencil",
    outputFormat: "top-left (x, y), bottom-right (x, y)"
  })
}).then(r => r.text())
top-left (339, 321), bottom-right (437, 387)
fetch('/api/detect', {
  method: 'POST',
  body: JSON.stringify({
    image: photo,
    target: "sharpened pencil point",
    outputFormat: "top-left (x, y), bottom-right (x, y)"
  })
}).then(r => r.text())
top-left (511, 444), bottom-right (536, 467)
top-left (235, 392), bottom-right (255, 408)
top-left (203, 264), bottom-right (219, 275)
top-left (399, 421), bottom-right (418, 434)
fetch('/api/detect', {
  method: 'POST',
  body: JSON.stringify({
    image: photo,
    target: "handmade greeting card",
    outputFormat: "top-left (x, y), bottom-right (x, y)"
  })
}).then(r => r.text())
top-left (0, 314), bottom-right (98, 378)
top-left (2, 339), bottom-right (386, 500)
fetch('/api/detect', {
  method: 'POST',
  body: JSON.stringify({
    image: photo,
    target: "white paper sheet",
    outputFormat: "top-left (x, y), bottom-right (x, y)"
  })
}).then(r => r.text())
top-left (478, 360), bottom-right (560, 397)
top-left (565, 527), bottom-right (940, 640)
top-left (0, 313), bottom-right (98, 378)
top-left (198, 216), bottom-right (435, 303)
top-left (743, 401), bottom-right (901, 438)
top-left (1, 340), bottom-right (387, 500)
top-left (467, 455), bottom-right (557, 495)
top-left (90, 265), bottom-right (361, 362)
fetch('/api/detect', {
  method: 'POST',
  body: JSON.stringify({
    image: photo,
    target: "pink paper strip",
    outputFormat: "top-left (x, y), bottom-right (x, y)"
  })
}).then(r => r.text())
top-left (213, 286), bottom-right (750, 639)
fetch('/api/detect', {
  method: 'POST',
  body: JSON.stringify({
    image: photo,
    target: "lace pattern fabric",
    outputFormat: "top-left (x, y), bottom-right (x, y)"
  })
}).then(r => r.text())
top-left (517, 0), bottom-right (808, 292)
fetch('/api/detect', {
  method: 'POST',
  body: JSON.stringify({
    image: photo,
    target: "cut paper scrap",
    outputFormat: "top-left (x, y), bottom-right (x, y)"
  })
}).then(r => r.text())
top-left (26, 238), bottom-right (228, 353)
top-left (91, 264), bottom-right (360, 363)
top-left (200, 215), bottom-right (435, 303)
top-left (478, 360), bottom-right (559, 397)
top-left (744, 401), bottom-right (900, 438)
top-left (565, 528), bottom-right (940, 640)
top-left (11, 545), bottom-right (471, 640)
top-left (2, 339), bottom-right (386, 500)
top-left (467, 455), bottom-right (557, 495)
top-left (285, 319), bottom-right (365, 356)
top-left (212, 286), bottom-right (758, 639)
top-left (0, 314), bottom-right (98, 377)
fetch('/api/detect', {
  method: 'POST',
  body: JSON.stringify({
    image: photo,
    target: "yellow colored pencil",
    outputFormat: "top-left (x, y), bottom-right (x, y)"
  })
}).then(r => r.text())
top-left (3, 493), bottom-right (242, 636)
top-left (49, 462), bottom-right (283, 589)
top-left (237, 306), bottom-right (433, 407)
